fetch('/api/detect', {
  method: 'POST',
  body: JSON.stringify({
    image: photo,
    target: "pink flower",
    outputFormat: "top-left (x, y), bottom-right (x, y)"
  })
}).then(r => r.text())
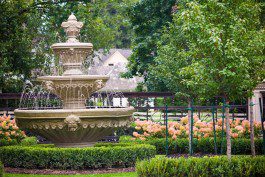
top-left (204, 133), bottom-right (209, 138)
top-left (5, 132), bottom-right (10, 137)
top-left (133, 132), bottom-right (140, 138)
top-left (10, 131), bottom-right (16, 136)
top-left (168, 127), bottom-right (175, 135)
top-left (175, 130), bottom-right (181, 135)
top-left (139, 137), bottom-right (146, 141)
top-left (235, 126), bottom-right (244, 132)
top-left (143, 132), bottom-right (150, 137)
top-left (135, 126), bottom-right (141, 130)
top-left (242, 120), bottom-right (250, 128)
top-left (232, 133), bottom-right (238, 138)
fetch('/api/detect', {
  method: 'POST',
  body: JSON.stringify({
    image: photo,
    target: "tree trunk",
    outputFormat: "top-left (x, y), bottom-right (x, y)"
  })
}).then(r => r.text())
top-left (249, 98), bottom-right (256, 156)
top-left (225, 100), bottom-right (231, 159)
top-left (188, 101), bottom-right (192, 155)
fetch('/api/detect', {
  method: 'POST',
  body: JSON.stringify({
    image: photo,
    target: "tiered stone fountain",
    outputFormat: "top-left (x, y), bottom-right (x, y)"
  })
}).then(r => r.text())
top-left (14, 14), bottom-right (134, 147)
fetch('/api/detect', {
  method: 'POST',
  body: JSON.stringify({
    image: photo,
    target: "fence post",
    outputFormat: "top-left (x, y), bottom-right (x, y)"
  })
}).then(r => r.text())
top-left (259, 98), bottom-right (265, 155)
top-left (146, 99), bottom-right (149, 121)
top-left (212, 103), bottom-right (217, 155)
top-left (188, 100), bottom-right (194, 156)
top-left (165, 104), bottom-right (169, 156)
top-left (221, 98), bottom-right (225, 154)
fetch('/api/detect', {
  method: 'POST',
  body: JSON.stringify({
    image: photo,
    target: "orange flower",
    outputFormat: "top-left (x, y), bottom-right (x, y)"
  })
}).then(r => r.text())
top-left (204, 133), bottom-right (209, 138)
top-left (139, 137), bottom-right (146, 141)
top-left (232, 133), bottom-right (239, 138)
top-left (133, 132), bottom-right (140, 138)
top-left (5, 132), bottom-right (10, 137)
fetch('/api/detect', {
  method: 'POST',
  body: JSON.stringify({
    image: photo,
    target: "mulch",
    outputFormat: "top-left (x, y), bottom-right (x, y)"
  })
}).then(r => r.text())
top-left (5, 167), bottom-right (135, 175)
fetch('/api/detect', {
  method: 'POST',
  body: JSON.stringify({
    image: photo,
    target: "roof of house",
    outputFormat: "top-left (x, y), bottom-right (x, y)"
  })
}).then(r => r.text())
top-left (101, 49), bottom-right (132, 62)
top-left (88, 49), bottom-right (143, 92)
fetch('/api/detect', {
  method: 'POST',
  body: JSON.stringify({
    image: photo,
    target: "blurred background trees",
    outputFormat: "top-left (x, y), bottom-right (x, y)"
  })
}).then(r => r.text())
top-left (0, 0), bottom-right (136, 92)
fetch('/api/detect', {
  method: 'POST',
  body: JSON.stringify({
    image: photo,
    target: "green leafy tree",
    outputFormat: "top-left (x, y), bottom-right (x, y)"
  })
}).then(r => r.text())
top-left (125, 0), bottom-right (176, 78)
top-left (0, 0), bottom-right (43, 92)
top-left (147, 1), bottom-right (205, 155)
top-left (149, 0), bottom-right (265, 158)
top-left (0, 0), bottom-right (135, 92)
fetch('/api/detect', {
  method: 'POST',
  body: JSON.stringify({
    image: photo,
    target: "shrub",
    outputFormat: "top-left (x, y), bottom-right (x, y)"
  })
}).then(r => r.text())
top-left (94, 142), bottom-right (134, 147)
top-left (120, 136), bottom-right (263, 155)
top-left (20, 136), bottom-right (38, 146)
top-left (136, 156), bottom-right (265, 177)
top-left (0, 144), bottom-right (156, 170)
top-left (0, 114), bottom-right (26, 146)
top-left (0, 161), bottom-right (3, 177)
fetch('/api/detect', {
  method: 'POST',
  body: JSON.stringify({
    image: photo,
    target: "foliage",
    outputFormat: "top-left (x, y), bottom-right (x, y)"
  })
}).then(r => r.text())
top-left (0, 0), bottom-right (42, 92)
top-left (125, 0), bottom-right (176, 78)
top-left (20, 136), bottom-right (38, 146)
top-left (5, 172), bottom-right (137, 177)
top-left (120, 136), bottom-right (263, 155)
top-left (136, 155), bottom-right (265, 177)
top-left (0, 144), bottom-right (155, 169)
top-left (0, 0), bottom-right (136, 92)
top-left (150, 0), bottom-right (265, 99)
top-left (132, 117), bottom-right (264, 140)
top-left (95, 142), bottom-right (136, 147)
top-left (0, 161), bottom-right (3, 177)
top-left (0, 115), bottom-right (26, 146)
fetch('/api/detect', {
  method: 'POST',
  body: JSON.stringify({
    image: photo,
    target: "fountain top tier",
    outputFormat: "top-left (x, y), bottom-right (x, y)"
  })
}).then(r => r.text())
top-left (51, 13), bottom-right (93, 76)
top-left (37, 14), bottom-right (109, 109)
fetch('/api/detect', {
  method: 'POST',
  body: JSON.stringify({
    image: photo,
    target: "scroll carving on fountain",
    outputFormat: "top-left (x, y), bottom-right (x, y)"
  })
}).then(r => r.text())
top-left (14, 14), bottom-right (135, 147)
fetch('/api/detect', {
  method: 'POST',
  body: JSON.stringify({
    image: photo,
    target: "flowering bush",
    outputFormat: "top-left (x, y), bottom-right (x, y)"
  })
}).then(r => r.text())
top-left (0, 114), bottom-right (26, 145)
top-left (133, 115), bottom-right (264, 140)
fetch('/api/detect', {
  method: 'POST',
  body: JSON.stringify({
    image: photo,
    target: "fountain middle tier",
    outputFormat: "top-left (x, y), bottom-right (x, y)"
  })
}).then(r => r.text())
top-left (15, 107), bottom-right (134, 147)
top-left (38, 75), bottom-right (109, 109)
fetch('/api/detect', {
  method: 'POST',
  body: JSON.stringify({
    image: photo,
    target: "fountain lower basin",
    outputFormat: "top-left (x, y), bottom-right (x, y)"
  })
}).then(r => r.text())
top-left (15, 107), bottom-right (134, 147)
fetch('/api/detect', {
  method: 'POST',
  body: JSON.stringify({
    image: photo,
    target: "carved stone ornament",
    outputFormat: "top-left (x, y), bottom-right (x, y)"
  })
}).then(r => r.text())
top-left (61, 14), bottom-right (83, 43)
top-left (64, 114), bottom-right (81, 131)
top-left (94, 79), bottom-right (105, 90)
top-left (44, 81), bottom-right (54, 91)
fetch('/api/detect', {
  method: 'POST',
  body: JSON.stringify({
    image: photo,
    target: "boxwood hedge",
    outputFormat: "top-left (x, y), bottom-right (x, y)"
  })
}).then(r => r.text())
top-left (136, 155), bottom-right (265, 177)
top-left (0, 144), bottom-right (155, 170)
top-left (120, 137), bottom-right (264, 155)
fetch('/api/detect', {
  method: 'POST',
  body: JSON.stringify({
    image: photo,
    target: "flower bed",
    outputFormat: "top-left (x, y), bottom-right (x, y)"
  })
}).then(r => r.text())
top-left (136, 156), bottom-right (265, 177)
top-left (120, 136), bottom-right (263, 155)
top-left (132, 116), bottom-right (264, 140)
top-left (0, 115), bottom-right (26, 146)
top-left (0, 144), bottom-right (156, 170)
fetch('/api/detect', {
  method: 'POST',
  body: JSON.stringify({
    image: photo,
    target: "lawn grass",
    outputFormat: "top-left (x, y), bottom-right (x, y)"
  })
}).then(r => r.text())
top-left (5, 172), bottom-right (137, 177)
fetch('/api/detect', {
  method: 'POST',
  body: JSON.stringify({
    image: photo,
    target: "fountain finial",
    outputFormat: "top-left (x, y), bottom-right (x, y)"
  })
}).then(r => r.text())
top-left (61, 14), bottom-right (83, 43)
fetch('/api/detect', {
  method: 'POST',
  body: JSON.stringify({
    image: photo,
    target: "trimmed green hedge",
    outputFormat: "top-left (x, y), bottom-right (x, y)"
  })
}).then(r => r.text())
top-left (0, 136), bottom-right (38, 147)
top-left (95, 142), bottom-right (132, 147)
top-left (0, 144), bottom-right (155, 170)
top-left (0, 138), bottom-right (19, 146)
top-left (136, 156), bottom-right (265, 177)
top-left (20, 137), bottom-right (38, 146)
top-left (0, 161), bottom-right (3, 177)
top-left (120, 137), bottom-right (264, 155)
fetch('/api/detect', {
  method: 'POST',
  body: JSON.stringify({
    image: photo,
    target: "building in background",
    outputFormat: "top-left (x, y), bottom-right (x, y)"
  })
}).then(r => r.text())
top-left (88, 49), bottom-right (144, 107)
top-left (250, 82), bottom-right (265, 121)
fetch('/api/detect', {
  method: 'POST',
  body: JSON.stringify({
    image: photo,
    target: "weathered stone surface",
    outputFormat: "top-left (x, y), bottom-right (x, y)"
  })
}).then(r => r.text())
top-left (14, 14), bottom-right (134, 147)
